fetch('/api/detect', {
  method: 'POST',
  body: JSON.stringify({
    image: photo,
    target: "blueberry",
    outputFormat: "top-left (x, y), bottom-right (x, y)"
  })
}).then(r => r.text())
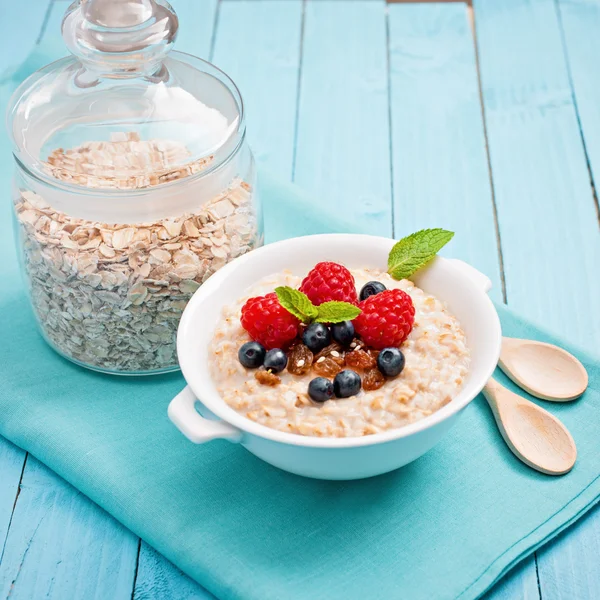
top-left (333, 369), bottom-right (362, 398)
top-left (263, 348), bottom-right (288, 373)
top-left (377, 347), bottom-right (405, 377)
top-left (308, 377), bottom-right (335, 403)
top-left (238, 341), bottom-right (266, 369)
top-left (359, 281), bottom-right (387, 301)
top-left (331, 320), bottom-right (355, 346)
top-left (302, 323), bottom-right (332, 353)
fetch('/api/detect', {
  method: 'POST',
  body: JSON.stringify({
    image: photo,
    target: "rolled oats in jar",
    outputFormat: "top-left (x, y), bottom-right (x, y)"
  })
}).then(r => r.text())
top-left (6, 0), bottom-right (263, 374)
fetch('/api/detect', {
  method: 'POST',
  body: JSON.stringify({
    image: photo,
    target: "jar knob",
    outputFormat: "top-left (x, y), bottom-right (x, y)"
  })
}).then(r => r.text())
top-left (62, 0), bottom-right (178, 75)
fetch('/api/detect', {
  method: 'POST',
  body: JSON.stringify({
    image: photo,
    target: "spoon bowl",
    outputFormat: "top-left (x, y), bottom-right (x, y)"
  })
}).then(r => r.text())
top-left (499, 337), bottom-right (588, 402)
top-left (483, 378), bottom-right (577, 475)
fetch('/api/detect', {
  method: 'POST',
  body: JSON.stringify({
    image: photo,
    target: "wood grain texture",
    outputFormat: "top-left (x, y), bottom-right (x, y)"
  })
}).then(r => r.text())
top-left (0, 0), bottom-right (51, 573)
top-left (0, 1), bottom-right (599, 598)
top-left (213, 0), bottom-right (303, 178)
top-left (537, 506), bottom-right (600, 599)
top-left (134, 542), bottom-right (216, 600)
top-left (388, 3), bottom-right (539, 597)
top-left (0, 457), bottom-right (138, 600)
top-left (388, 2), bottom-right (502, 300)
top-left (557, 0), bottom-right (600, 219)
top-left (480, 560), bottom-right (541, 600)
top-left (473, 0), bottom-right (600, 354)
top-left (294, 0), bottom-right (392, 235)
top-left (0, 3), bottom-right (140, 599)
top-left (0, 0), bottom-right (51, 82)
top-left (474, 0), bottom-right (600, 596)
top-left (172, 0), bottom-right (219, 59)
top-left (536, 3), bottom-right (600, 597)
top-left (0, 441), bottom-right (25, 557)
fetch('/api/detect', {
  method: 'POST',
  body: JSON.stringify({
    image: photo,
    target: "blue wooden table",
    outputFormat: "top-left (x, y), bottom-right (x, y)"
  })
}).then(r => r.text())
top-left (1, 0), bottom-right (600, 598)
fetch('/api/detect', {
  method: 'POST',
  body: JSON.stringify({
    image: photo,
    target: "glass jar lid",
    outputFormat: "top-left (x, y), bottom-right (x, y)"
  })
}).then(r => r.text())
top-left (6, 0), bottom-right (245, 193)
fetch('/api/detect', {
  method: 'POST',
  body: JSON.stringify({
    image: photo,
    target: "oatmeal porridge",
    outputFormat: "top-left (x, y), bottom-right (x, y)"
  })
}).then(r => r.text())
top-left (209, 268), bottom-right (470, 438)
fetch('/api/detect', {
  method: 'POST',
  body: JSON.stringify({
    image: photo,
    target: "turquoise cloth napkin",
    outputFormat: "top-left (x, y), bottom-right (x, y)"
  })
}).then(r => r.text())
top-left (1, 172), bottom-right (599, 600)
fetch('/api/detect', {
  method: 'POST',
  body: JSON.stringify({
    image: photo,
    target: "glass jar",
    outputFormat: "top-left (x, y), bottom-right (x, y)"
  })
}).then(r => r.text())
top-left (6, 0), bottom-right (262, 375)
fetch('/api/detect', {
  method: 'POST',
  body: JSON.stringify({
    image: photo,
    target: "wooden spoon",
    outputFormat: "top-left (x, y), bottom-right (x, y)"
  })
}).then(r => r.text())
top-left (499, 337), bottom-right (588, 402)
top-left (483, 379), bottom-right (577, 475)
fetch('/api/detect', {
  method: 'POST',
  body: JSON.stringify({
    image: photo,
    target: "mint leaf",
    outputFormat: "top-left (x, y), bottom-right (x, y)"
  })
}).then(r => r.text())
top-left (275, 286), bottom-right (318, 323)
top-left (315, 301), bottom-right (361, 324)
top-left (388, 229), bottom-right (454, 280)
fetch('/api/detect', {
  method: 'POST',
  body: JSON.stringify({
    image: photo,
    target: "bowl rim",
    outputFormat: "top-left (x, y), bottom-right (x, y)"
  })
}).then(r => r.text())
top-left (177, 233), bottom-right (502, 448)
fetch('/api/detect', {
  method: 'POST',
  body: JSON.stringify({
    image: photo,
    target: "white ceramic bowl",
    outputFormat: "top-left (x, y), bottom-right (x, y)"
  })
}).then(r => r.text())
top-left (168, 234), bottom-right (502, 479)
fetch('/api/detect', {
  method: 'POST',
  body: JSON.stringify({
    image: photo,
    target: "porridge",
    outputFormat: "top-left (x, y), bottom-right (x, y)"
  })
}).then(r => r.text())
top-left (209, 265), bottom-right (470, 438)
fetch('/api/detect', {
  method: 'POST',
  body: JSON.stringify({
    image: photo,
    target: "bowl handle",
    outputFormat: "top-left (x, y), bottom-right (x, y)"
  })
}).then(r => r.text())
top-left (446, 259), bottom-right (492, 293)
top-left (168, 386), bottom-right (243, 444)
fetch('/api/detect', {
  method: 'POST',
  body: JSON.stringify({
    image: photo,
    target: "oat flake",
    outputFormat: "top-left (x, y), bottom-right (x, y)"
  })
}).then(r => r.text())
top-left (15, 135), bottom-right (261, 373)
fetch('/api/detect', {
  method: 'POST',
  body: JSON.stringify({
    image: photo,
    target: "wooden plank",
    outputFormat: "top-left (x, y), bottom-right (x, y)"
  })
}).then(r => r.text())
top-left (173, 0), bottom-right (219, 59)
top-left (537, 507), bottom-right (600, 599)
top-left (0, 441), bottom-right (25, 556)
top-left (134, 543), bottom-right (216, 600)
top-left (388, 2), bottom-right (502, 299)
top-left (388, 3), bottom-right (538, 598)
top-left (0, 3), bottom-right (140, 599)
top-left (0, 0), bottom-right (51, 81)
top-left (213, 0), bottom-right (303, 178)
top-left (481, 560), bottom-right (541, 600)
top-left (557, 0), bottom-right (600, 218)
top-left (294, 0), bottom-right (392, 236)
top-left (473, 0), bottom-right (600, 353)
top-left (535, 2), bottom-right (600, 596)
top-left (0, 0), bottom-right (52, 570)
top-left (0, 458), bottom-right (138, 600)
top-left (473, 0), bottom-right (600, 597)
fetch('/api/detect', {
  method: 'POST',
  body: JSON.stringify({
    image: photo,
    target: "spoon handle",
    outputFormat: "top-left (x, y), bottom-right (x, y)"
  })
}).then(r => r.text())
top-left (483, 379), bottom-right (577, 476)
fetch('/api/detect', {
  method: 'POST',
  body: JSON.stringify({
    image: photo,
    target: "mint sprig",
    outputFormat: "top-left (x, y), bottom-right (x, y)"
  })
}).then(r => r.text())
top-left (274, 287), bottom-right (318, 322)
top-left (388, 228), bottom-right (454, 280)
top-left (275, 287), bottom-right (361, 324)
top-left (313, 301), bottom-right (361, 323)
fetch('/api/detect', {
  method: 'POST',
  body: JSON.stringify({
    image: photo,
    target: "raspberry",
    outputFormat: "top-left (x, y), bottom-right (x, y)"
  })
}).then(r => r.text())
top-left (353, 289), bottom-right (415, 350)
top-left (240, 293), bottom-right (300, 350)
top-left (299, 262), bottom-right (358, 306)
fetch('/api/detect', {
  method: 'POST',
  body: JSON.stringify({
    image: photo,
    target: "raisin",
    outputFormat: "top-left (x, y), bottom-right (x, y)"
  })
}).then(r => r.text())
top-left (287, 344), bottom-right (314, 375)
top-left (345, 349), bottom-right (376, 370)
top-left (363, 368), bottom-right (385, 391)
top-left (315, 342), bottom-right (343, 361)
top-left (255, 368), bottom-right (281, 386)
top-left (313, 357), bottom-right (342, 377)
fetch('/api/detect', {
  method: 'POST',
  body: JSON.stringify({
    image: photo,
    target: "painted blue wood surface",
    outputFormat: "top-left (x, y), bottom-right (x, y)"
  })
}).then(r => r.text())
top-left (557, 0), bottom-right (600, 222)
top-left (0, 0), bottom-right (52, 581)
top-left (0, 2), bottom-right (146, 598)
top-left (388, 2), bottom-right (503, 299)
top-left (388, 4), bottom-right (538, 599)
top-left (294, 0), bottom-right (392, 236)
top-left (0, 441), bottom-right (25, 558)
top-left (0, 457), bottom-right (139, 600)
top-left (173, 0), bottom-right (219, 60)
top-left (0, 0), bottom-right (50, 82)
top-left (135, 542), bottom-right (216, 600)
top-left (474, 1), bottom-right (600, 600)
top-left (1, 1), bottom-right (600, 599)
top-left (473, 0), bottom-right (600, 354)
top-left (536, 2), bottom-right (600, 597)
top-left (213, 0), bottom-right (303, 179)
